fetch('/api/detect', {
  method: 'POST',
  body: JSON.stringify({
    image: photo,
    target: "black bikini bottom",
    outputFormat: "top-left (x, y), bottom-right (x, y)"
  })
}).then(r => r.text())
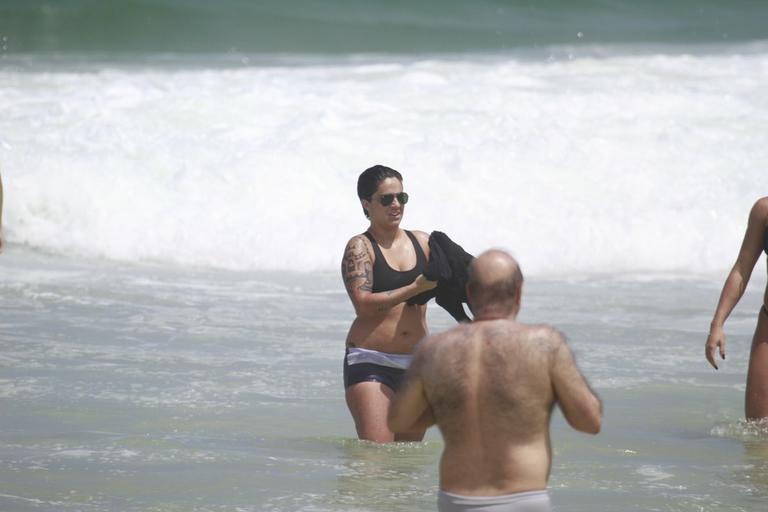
top-left (343, 349), bottom-right (406, 391)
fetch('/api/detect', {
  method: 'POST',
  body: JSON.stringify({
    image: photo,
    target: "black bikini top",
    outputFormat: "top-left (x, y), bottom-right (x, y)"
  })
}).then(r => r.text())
top-left (363, 230), bottom-right (427, 293)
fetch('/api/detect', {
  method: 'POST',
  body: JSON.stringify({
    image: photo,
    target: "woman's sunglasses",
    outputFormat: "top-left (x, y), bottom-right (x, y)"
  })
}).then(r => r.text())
top-left (377, 192), bottom-right (409, 206)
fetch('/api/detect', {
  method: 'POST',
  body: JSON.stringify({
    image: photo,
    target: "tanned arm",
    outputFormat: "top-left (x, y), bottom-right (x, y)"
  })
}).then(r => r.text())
top-left (550, 331), bottom-right (602, 434)
top-left (341, 235), bottom-right (435, 317)
top-left (388, 341), bottom-right (435, 433)
top-left (706, 198), bottom-right (768, 369)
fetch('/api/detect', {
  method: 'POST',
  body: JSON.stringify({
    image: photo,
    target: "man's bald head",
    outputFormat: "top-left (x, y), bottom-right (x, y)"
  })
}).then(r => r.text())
top-left (467, 250), bottom-right (523, 318)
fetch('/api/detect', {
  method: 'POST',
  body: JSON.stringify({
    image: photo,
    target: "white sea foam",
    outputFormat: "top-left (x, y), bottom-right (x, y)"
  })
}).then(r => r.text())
top-left (636, 465), bottom-right (674, 482)
top-left (2, 47), bottom-right (767, 276)
top-left (710, 418), bottom-right (768, 440)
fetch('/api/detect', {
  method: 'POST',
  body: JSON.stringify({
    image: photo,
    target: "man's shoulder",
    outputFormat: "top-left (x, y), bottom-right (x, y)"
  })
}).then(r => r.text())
top-left (523, 322), bottom-right (564, 340)
top-left (419, 322), bottom-right (564, 356)
top-left (414, 324), bottom-right (470, 356)
top-left (509, 322), bottom-right (565, 354)
top-left (421, 324), bottom-right (468, 346)
top-left (480, 319), bottom-right (561, 339)
top-left (528, 324), bottom-right (565, 349)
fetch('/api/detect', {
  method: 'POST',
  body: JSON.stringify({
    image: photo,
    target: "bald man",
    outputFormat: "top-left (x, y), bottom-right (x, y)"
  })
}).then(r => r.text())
top-left (388, 249), bottom-right (602, 512)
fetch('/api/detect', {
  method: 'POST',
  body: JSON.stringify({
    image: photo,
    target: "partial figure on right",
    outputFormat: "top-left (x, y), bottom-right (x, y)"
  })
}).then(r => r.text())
top-left (706, 197), bottom-right (768, 420)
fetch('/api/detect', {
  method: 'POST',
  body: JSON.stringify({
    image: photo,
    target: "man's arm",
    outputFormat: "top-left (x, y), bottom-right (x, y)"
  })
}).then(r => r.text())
top-left (388, 343), bottom-right (435, 433)
top-left (550, 331), bottom-right (602, 434)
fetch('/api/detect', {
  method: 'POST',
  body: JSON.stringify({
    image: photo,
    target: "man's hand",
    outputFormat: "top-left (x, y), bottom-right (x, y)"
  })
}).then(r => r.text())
top-left (705, 327), bottom-right (726, 370)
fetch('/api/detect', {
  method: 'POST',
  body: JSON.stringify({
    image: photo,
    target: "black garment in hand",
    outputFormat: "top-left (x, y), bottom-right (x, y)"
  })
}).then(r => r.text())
top-left (407, 231), bottom-right (474, 323)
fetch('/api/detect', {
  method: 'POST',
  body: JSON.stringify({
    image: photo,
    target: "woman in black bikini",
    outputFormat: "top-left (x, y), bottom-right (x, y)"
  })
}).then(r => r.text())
top-left (706, 197), bottom-right (768, 420)
top-left (341, 165), bottom-right (437, 442)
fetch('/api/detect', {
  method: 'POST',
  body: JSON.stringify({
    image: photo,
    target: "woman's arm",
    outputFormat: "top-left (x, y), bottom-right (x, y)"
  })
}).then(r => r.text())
top-left (341, 235), bottom-right (435, 317)
top-left (706, 198), bottom-right (768, 369)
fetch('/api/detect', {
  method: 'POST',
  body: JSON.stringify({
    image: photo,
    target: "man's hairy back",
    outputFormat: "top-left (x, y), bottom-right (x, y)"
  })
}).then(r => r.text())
top-left (415, 319), bottom-right (563, 494)
top-left (422, 320), bottom-right (559, 443)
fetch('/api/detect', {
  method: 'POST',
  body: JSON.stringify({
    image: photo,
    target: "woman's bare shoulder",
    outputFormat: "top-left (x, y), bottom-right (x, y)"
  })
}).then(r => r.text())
top-left (342, 233), bottom-right (374, 258)
top-left (410, 230), bottom-right (431, 243)
top-left (344, 232), bottom-right (370, 246)
top-left (409, 230), bottom-right (432, 257)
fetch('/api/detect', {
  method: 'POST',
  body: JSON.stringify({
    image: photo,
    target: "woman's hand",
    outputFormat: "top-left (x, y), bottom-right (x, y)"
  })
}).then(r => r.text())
top-left (705, 326), bottom-right (726, 370)
top-left (414, 274), bottom-right (437, 293)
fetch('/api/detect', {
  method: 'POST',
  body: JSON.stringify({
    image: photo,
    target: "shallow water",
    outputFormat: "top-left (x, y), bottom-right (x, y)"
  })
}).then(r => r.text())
top-left (1, 247), bottom-right (767, 511)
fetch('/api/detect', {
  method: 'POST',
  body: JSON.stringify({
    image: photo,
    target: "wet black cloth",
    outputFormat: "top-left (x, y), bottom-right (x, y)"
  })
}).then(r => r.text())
top-left (407, 231), bottom-right (474, 323)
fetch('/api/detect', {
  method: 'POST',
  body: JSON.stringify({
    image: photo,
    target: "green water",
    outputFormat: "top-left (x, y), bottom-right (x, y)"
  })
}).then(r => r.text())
top-left (1, 0), bottom-right (767, 55)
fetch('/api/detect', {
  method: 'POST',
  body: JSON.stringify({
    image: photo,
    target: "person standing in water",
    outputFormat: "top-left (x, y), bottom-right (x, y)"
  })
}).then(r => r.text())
top-left (389, 250), bottom-right (602, 511)
top-left (340, 165), bottom-right (437, 442)
top-left (706, 197), bottom-right (768, 420)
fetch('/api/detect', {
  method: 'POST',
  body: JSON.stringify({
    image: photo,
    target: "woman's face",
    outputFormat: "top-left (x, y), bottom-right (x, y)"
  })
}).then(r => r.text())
top-left (363, 177), bottom-right (405, 228)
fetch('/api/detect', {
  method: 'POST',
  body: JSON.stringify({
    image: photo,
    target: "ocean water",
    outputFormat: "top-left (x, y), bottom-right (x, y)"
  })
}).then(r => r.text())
top-left (2, 46), bottom-right (767, 275)
top-left (2, 2), bottom-right (768, 511)
top-left (1, 248), bottom-right (767, 512)
top-left (2, 0), bottom-right (768, 53)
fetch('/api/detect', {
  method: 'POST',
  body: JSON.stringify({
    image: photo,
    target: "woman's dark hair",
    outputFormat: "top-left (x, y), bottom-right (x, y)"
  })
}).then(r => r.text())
top-left (357, 165), bottom-right (403, 218)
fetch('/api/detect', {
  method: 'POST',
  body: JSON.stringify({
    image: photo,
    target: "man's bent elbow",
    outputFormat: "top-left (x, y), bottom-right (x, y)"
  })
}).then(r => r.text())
top-left (571, 411), bottom-right (601, 435)
top-left (582, 400), bottom-right (603, 435)
top-left (568, 398), bottom-right (602, 435)
top-left (584, 413), bottom-right (602, 435)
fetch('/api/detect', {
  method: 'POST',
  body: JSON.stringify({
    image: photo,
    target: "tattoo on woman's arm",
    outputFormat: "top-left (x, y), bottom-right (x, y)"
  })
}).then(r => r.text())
top-left (342, 237), bottom-right (374, 293)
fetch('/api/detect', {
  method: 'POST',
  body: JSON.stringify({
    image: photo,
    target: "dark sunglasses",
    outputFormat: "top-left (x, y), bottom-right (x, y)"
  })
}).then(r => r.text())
top-left (378, 192), bottom-right (409, 206)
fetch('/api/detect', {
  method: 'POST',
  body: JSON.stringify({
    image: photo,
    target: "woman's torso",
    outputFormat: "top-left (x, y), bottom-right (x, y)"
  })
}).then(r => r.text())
top-left (345, 229), bottom-right (428, 354)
